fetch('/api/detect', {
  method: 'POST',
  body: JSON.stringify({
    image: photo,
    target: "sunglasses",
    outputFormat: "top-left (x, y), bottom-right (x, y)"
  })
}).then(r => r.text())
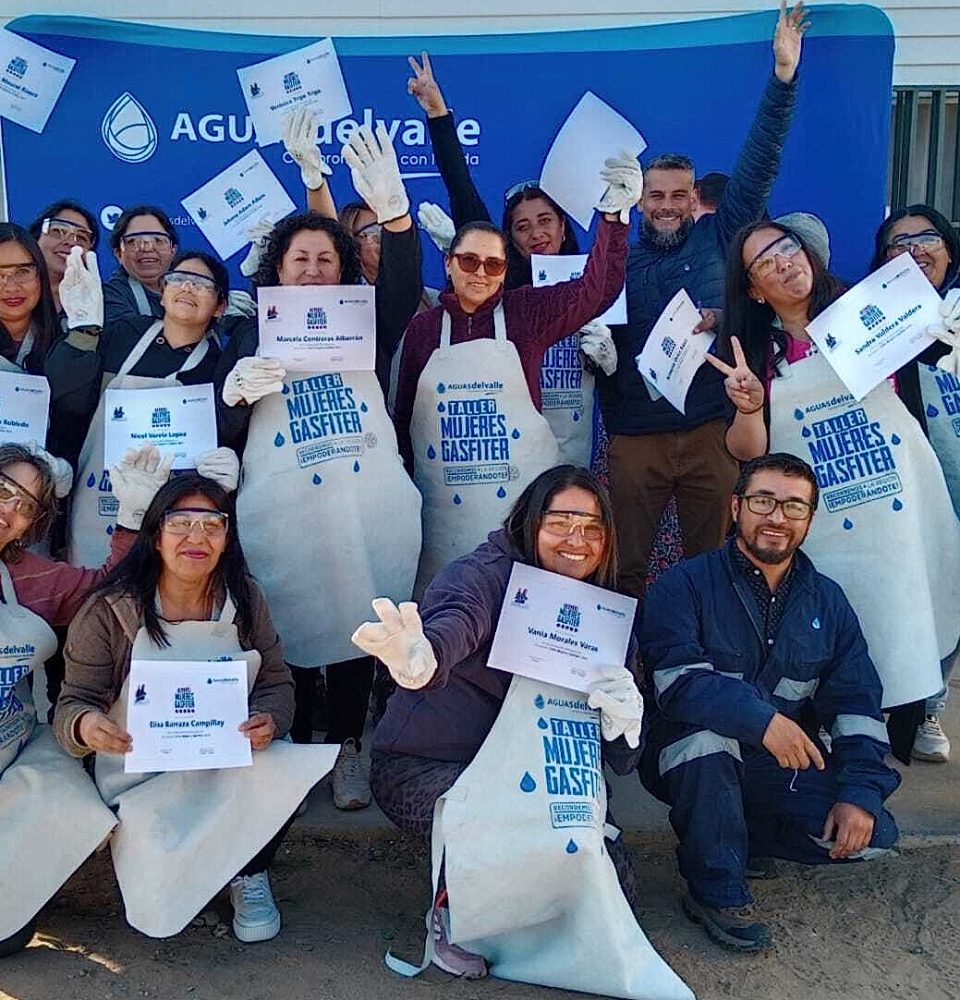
top-left (450, 252), bottom-right (508, 277)
top-left (504, 179), bottom-right (541, 203)
top-left (161, 509), bottom-right (230, 537)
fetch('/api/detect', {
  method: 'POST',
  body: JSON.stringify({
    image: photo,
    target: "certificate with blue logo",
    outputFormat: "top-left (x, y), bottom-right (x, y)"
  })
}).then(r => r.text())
top-left (181, 149), bottom-right (297, 260)
top-left (103, 383), bottom-right (217, 470)
top-left (806, 254), bottom-right (942, 401)
top-left (488, 563), bottom-right (637, 693)
top-left (237, 37), bottom-right (352, 147)
top-left (531, 253), bottom-right (627, 325)
top-left (125, 659), bottom-right (252, 774)
top-left (257, 285), bottom-right (376, 372)
top-left (0, 370), bottom-right (49, 444)
top-left (0, 28), bottom-right (74, 133)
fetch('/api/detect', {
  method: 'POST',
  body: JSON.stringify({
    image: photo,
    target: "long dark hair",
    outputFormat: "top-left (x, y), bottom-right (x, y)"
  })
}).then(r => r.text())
top-left (28, 199), bottom-right (100, 251)
top-left (719, 219), bottom-right (845, 381)
top-left (251, 212), bottom-right (362, 291)
top-left (502, 186), bottom-right (580, 290)
top-left (869, 204), bottom-right (959, 293)
top-left (0, 444), bottom-right (57, 563)
top-left (503, 465), bottom-right (619, 589)
top-left (0, 223), bottom-right (60, 374)
top-left (93, 475), bottom-right (254, 646)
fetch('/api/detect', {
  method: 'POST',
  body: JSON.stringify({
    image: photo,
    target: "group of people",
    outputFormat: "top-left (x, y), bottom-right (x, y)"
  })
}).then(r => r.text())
top-left (0, 1), bottom-right (958, 994)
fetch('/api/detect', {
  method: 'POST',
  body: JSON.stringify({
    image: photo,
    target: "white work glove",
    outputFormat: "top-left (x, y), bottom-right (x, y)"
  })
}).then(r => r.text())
top-left (195, 447), bottom-right (240, 492)
top-left (351, 598), bottom-right (437, 690)
top-left (239, 218), bottom-right (276, 279)
top-left (224, 289), bottom-right (258, 317)
top-left (417, 201), bottom-right (456, 253)
top-left (283, 106), bottom-right (332, 192)
top-left (111, 445), bottom-right (173, 531)
top-left (222, 356), bottom-right (287, 407)
top-left (587, 665), bottom-right (643, 749)
top-left (931, 290), bottom-right (960, 376)
top-left (59, 246), bottom-right (104, 329)
top-left (596, 150), bottom-right (644, 225)
top-left (342, 123), bottom-right (410, 224)
top-left (579, 319), bottom-right (618, 376)
top-left (24, 441), bottom-right (72, 498)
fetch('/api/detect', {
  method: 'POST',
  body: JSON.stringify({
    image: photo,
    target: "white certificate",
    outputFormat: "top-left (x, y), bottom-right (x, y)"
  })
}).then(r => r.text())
top-left (531, 253), bottom-right (627, 325)
top-left (237, 37), bottom-right (352, 148)
top-left (488, 563), bottom-right (637, 694)
top-left (257, 285), bottom-right (376, 371)
top-left (103, 383), bottom-right (217, 470)
top-left (181, 150), bottom-right (297, 260)
top-left (125, 659), bottom-right (252, 773)
top-left (0, 28), bottom-right (75, 134)
top-left (0, 370), bottom-right (49, 444)
top-left (806, 254), bottom-right (941, 401)
top-left (636, 289), bottom-right (715, 413)
top-left (539, 91), bottom-right (647, 231)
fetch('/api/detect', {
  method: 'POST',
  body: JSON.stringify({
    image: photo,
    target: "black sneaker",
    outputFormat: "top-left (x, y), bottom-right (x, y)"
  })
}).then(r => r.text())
top-left (681, 894), bottom-right (772, 952)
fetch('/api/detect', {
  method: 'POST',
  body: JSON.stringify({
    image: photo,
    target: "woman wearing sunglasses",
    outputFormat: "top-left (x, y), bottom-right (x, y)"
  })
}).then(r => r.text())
top-left (0, 442), bottom-right (170, 957)
top-left (54, 474), bottom-right (330, 944)
top-left (869, 205), bottom-right (960, 763)
top-left (45, 248), bottom-right (238, 566)
top-left (706, 218), bottom-right (960, 757)
top-left (214, 125), bottom-right (423, 812)
top-left (352, 467), bottom-right (689, 997)
top-left (393, 154), bottom-right (637, 590)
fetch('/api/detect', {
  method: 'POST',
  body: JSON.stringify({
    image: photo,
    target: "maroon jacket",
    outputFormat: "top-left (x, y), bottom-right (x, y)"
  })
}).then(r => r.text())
top-left (393, 218), bottom-right (629, 469)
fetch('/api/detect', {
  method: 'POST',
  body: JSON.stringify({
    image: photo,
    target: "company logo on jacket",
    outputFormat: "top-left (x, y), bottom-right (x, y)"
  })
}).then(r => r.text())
top-left (101, 92), bottom-right (159, 164)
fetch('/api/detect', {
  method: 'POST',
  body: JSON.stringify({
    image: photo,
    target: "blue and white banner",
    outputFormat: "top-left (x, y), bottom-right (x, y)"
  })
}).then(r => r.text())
top-left (1, 7), bottom-right (894, 287)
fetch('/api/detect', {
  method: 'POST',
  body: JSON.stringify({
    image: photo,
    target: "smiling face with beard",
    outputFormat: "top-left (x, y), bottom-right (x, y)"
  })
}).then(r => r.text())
top-left (639, 166), bottom-right (698, 249)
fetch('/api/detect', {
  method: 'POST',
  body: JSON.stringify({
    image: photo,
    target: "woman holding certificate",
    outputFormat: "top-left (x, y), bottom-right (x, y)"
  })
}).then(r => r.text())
top-left (45, 248), bottom-right (237, 563)
top-left (709, 219), bottom-right (960, 740)
top-left (0, 443), bottom-right (168, 957)
top-left (352, 467), bottom-right (690, 999)
top-left (54, 473), bottom-right (333, 943)
top-left (214, 124), bottom-right (423, 811)
top-left (869, 205), bottom-right (960, 763)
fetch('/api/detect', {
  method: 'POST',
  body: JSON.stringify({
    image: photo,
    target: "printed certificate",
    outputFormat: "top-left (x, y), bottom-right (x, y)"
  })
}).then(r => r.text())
top-left (0, 28), bottom-right (74, 133)
top-left (488, 562), bottom-right (637, 694)
top-left (531, 253), bottom-right (627, 325)
top-left (0, 370), bottom-right (49, 444)
top-left (125, 659), bottom-right (252, 773)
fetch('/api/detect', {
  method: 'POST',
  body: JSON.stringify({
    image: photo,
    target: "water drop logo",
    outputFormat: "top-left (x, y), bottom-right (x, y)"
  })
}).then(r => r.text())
top-left (927, 404), bottom-right (940, 418)
top-left (436, 402), bottom-right (445, 413)
top-left (801, 426), bottom-right (811, 438)
top-left (101, 92), bottom-right (158, 164)
top-left (565, 840), bottom-right (579, 854)
top-left (496, 486), bottom-right (507, 499)
top-left (534, 694), bottom-right (545, 709)
top-left (86, 472), bottom-right (96, 489)
top-left (453, 493), bottom-right (462, 505)
top-left (519, 772), bottom-right (537, 793)
top-left (793, 408), bottom-right (805, 421)
top-left (891, 434), bottom-right (901, 445)
top-left (892, 498), bottom-right (903, 511)
top-left (426, 445), bottom-right (437, 460)
top-left (511, 428), bottom-right (521, 440)
top-left (311, 474), bottom-right (322, 485)
top-left (537, 717), bottom-right (548, 730)
top-left (842, 518), bottom-right (853, 530)
top-left (273, 432), bottom-right (285, 447)
top-left (352, 460), bottom-right (361, 473)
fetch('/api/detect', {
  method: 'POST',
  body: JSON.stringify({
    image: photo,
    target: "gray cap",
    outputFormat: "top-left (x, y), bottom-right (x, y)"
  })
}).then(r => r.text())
top-left (774, 211), bottom-right (831, 267)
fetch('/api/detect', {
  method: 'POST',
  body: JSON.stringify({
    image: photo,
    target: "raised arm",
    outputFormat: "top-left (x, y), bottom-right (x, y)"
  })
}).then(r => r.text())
top-left (705, 336), bottom-right (769, 460)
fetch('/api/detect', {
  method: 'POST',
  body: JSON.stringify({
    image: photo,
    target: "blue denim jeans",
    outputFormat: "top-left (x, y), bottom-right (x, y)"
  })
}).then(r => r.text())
top-left (927, 642), bottom-right (960, 716)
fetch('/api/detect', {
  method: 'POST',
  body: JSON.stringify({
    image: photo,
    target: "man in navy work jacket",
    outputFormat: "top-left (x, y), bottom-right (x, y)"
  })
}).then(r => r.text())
top-left (599, 0), bottom-right (807, 597)
top-left (639, 453), bottom-right (900, 952)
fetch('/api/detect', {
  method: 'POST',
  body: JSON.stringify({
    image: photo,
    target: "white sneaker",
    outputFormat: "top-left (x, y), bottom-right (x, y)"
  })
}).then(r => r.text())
top-left (912, 714), bottom-right (950, 762)
top-left (229, 871), bottom-right (281, 942)
top-left (332, 738), bottom-right (372, 811)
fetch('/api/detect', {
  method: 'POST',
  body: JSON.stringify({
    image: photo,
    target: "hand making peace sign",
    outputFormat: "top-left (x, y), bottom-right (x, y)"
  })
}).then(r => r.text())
top-left (407, 51), bottom-right (448, 119)
top-left (704, 336), bottom-right (765, 415)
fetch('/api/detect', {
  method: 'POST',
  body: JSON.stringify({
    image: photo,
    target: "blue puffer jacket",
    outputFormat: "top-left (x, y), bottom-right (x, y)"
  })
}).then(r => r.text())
top-left (599, 73), bottom-right (798, 436)
top-left (642, 540), bottom-right (900, 819)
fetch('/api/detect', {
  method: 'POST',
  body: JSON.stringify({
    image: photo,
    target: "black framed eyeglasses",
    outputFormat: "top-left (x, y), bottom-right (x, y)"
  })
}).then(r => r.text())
top-left (739, 494), bottom-right (813, 520)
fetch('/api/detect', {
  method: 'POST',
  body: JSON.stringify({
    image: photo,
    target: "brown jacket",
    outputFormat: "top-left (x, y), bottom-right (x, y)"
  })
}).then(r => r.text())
top-left (54, 583), bottom-right (293, 757)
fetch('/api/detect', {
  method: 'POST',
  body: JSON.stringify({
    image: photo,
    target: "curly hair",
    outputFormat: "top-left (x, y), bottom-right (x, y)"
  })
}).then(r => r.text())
top-left (250, 212), bottom-right (362, 292)
top-left (0, 444), bottom-right (58, 564)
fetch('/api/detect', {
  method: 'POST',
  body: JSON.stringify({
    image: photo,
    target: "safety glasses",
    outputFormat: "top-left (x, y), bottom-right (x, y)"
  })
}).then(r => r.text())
top-left (161, 509), bottom-right (230, 537)
top-left (41, 216), bottom-right (95, 249)
top-left (0, 262), bottom-right (39, 288)
top-left (162, 270), bottom-right (219, 295)
top-left (121, 232), bottom-right (174, 251)
top-left (0, 475), bottom-right (41, 521)
top-left (885, 230), bottom-right (945, 256)
top-left (353, 222), bottom-right (382, 243)
top-left (745, 233), bottom-right (803, 279)
top-left (540, 510), bottom-right (607, 542)
top-left (450, 252), bottom-right (508, 277)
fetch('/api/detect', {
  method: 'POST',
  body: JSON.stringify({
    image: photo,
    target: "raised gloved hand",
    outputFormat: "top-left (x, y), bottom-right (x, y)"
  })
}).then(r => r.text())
top-left (342, 123), bottom-right (410, 224)
top-left (596, 151), bottom-right (643, 225)
top-left (222, 356), bottom-right (287, 407)
top-left (195, 447), bottom-right (240, 492)
top-left (351, 598), bottom-right (437, 690)
top-left (283, 106), bottom-right (332, 191)
top-left (579, 319), bottom-right (618, 375)
top-left (24, 441), bottom-right (73, 498)
top-left (417, 202), bottom-right (456, 253)
top-left (59, 246), bottom-right (103, 329)
top-left (224, 290), bottom-right (259, 317)
top-left (111, 445), bottom-right (173, 531)
top-left (239, 218), bottom-right (276, 279)
top-left (931, 290), bottom-right (960, 376)
top-left (587, 665), bottom-right (643, 748)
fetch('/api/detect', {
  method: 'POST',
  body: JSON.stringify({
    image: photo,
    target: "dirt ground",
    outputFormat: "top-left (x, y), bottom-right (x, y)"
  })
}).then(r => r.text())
top-left (1, 835), bottom-right (958, 1000)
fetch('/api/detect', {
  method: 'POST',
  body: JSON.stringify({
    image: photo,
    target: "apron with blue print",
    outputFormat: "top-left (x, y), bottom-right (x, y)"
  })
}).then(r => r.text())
top-left (539, 333), bottom-right (595, 466)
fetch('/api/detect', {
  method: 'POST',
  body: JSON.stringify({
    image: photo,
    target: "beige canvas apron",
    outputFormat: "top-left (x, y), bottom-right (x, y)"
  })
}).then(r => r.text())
top-left (410, 306), bottom-right (560, 591)
top-left (94, 594), bottom-right (337, 937)
top-left (0, 561), bottom-right (117, 938)
top-left (67, 321), bottom-right (211, 567)
top-left (540, 333), bottom-right (595, 467)
top-left (769, 349), bottom-right (960, 707)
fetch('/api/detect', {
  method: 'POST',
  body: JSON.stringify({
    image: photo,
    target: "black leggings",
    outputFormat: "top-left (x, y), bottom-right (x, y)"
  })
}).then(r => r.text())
top-left (236, 812), bottom-right (297, 877)
top-left (289, 657), bottom-right (375, 746)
